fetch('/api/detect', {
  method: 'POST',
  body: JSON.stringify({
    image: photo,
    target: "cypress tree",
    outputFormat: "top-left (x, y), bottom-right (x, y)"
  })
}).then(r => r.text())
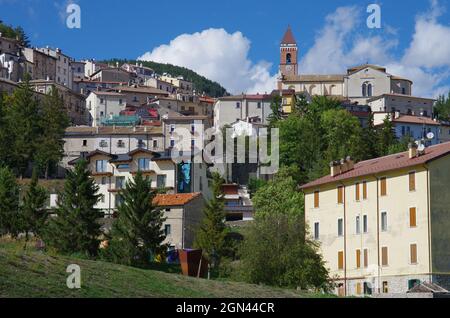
top-left (107, 171), bottom-right (167, 266)
top-left (0, 166), bottom-right (20, 237)
top-left (5, 74), bottom-right (41, 178)
top-left (46, 160), bottom-right (102, 256)
top-left (35, 86), bottom-right (70, 178)
top-left (194, 172), bottom-right (227, 269)
top-left (22, 168), bottom-right (48, 242)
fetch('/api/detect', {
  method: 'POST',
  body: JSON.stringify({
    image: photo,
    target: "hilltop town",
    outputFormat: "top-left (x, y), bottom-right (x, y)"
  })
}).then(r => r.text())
top-left (1, 23), bottom-right (450, 298)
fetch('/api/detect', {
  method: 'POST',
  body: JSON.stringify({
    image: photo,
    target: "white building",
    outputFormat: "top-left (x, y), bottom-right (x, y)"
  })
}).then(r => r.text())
top-left (213, 94), bottom-right (273, 130)
top-left (121, 62), bottom-right (154, 85)
top-left (86, 91), bottom-right (126, 126)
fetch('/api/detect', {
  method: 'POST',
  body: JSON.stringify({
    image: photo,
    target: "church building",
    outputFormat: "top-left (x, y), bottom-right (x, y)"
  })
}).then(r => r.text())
top-left (277, 26), bottom-right (434, 116)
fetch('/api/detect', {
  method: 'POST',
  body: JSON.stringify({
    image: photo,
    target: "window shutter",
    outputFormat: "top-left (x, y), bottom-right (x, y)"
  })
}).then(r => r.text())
top-left (337, 186), bottom-right (343, 204)
top-left (380, 178), bottom-right (387, 196)
top-left (409, 207), bottom-right (417, 227)
top-left (364, 249), bottom-right (368, 268)
top-left (314, 190), bottom-right (319, 208)
top-left (338, 251), bottom-right (344, 270)
top-left (409, 172), bottom-right (416, 191)
top-left (356, 249), bottom-right (361, 269)
top-left (363, 181), bottom-right (367, 200)
top-left (355, 183), bottom-right (360, 201)
top-left (410, 244), bottom-right (417, 264)
top-left (382, 247), bottom-right (388, 266)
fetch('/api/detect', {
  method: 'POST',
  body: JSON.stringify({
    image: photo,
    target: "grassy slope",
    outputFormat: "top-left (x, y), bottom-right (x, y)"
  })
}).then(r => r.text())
top-left (0, 241), bottom-right (318, 298)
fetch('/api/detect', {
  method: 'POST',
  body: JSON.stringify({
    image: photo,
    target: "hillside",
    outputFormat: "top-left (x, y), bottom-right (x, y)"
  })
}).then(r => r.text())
top-left (0, 20), bottom-right (30, 47)
top-left (104, 59), bottom-right (228, 98)
top-left (0, 240), bottom-right (319, 298)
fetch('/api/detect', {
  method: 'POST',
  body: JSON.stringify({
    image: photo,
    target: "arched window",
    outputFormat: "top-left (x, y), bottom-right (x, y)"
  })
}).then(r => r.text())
top-left (367, 84), bottom-right (373, 97)
top-left (286, 53), bottom-right (292, 64)
top-left (362, 83), bottom-right (367, 97)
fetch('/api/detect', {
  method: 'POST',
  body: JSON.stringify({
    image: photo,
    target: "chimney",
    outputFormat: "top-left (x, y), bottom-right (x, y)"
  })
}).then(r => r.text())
top-left (408, 142), bottom-right (418, 159)
top-left (330, 161), bottom-right (341, 177)
top-left (346, 156), bottom-right (354, 171)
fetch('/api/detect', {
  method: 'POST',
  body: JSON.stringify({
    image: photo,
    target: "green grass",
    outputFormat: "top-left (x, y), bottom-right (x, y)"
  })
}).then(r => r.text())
top-left (0, 239), bottom-right (327, 298)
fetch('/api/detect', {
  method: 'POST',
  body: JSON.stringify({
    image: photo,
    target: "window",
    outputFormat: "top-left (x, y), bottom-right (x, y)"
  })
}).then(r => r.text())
top-left (99, 140), bottom-right (108, 148)
top-left (381, 246), bottom-right (388, 266)
top-left (362, 83), bottom-right (367, 97)
top-left (382, 281), bottom-right (389, 293)
top-left (257, 102), bottom-right (261, 109)
top-left (117, 140), bottom-right (125, 148)
top-left (100, 194), bottom-right (105, 203)
top-left (137, 139), bottom-right (145, 148)
top-left (119, 99), bottom-right (123, 105)
top-left (381, 212), bottom-right (388, 231)
top-left (356, 216), bottom-right (361, 234)
top-left (409, 172), bottom-right (416, 191)
top-left (116, 176), bottom-right (125, 189)
top-left (101, 177), bottom-right (107, 185)
top-left (153, 140), bottom-right (158, 148)
top-left (367, 84), bottom-right (372, 97)
top-left (337, 186), bottom-right (343, 204)
top-left (363, 249), bottom-right (368, 268)
top-left (380, 177), bottom-right (387, 196)
top-left (314, 222), bottom-right (320, 240)
top-left (157, 175), bottom-right (166, 188)
top-left (314, 190), bottom-right (319, 208)
top-left (191, 139), bottom-right (195, 147)
top-left (164, 224), bottom-right (171, 236)
top-left (338, 251), bottom-right (344, 270)
top-left (356, 249), bottom-right (361, 269)
top-left (170, 124), bottom-right (175, 133)
top-left (138, 158), bottom-right (150, 171)
top-left (409, 207), bottom-right (417, 227)
top-left (408, 279), bottom-right (420, 290)
top-left (338, 218), bottom-right (344, 237)
top-left (100, 98), bottom-right (104, 104)
top-left (363, 282), bottom-right (372, 295)
top-left (236, 102), bottom-right (241, 109)
top-left (355, 183), bottom-right (360, 201)
top-left (410, 244), bottom-right (417, 264)
top-left (82, 139), bottom-right (87, 147)
top-left (191, 124), bottom-right (195, 133)
top-left (286, 53), bottom-right (292, 64)
top-left (117, 164), bottom-right (129, 169)
top-left (362, 181), bottom-right (367, 200)
top-left (170, 139), bottom-right (175, 147)
top-left (356, 283), bottom-right (362, 295)
top-left (96, 160), bottom-right (107, 173)
top-left (363, 215), bottom-right (368, 233)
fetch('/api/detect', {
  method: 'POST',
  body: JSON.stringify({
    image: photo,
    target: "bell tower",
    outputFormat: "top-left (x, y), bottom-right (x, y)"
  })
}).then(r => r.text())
top-left (279, 25), bottom-right (298, 78)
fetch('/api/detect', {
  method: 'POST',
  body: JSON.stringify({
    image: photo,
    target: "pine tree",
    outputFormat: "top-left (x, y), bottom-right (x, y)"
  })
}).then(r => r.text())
top-left (0, 166), bottom-right (20, 237)
top-left (0, 93), bottom-right (12, 167)
top-left (45, 160), bottom-right (102, 256)
top-left (377, 116), bottom-right (397, 156)
top-left (194, 172), bottom-right (227, 269)
top-left (35, 86), bottom-right (70, 178)
top-left (106, 171), bottom-right (167, 266)
top-left (22, 168), bottom-right (48, 242)
top-left (5, 74), bottom-right (41, 178)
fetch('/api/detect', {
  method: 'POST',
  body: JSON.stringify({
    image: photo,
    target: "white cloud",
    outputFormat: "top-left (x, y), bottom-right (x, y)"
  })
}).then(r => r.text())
top-left (138, 28), bottom-right (276, 94)
top-left (298, 1), bottom-right (450, 98)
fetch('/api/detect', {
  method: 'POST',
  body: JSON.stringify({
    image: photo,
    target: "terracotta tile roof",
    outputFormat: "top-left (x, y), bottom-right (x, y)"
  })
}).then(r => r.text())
top-left (347, 64), bottom-right (386, 75)
top-left (218, 94), bottom-right (272, 101)
top-left (301, 141), bottom-right (450, 189)
top-left (111, 85), bottom-right (169, 96)
top-left (367, 93), bottom-right (435, 102)
top-left (153, 192), bottom-right (202, 206)
top-left (65, 126), bottom-right (163, 135)
top-left (283, 74), bottom-right (345, 82)
top-left (281, 26), bottom-right (296, 45)
top-left (392, 115), bottom-right (439, 126)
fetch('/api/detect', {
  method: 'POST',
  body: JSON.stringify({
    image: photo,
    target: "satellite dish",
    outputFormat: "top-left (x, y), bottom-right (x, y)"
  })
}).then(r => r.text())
top-left (427, 132), bottom-right (435, 140)
top-left (418, 144), bottom-right (426, 152)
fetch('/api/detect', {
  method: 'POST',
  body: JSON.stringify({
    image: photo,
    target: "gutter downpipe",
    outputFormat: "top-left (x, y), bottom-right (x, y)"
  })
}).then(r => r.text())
top-left (338, 181), bottom-right (348, 297)
top-left (424, 164), bottom-right (433, 283)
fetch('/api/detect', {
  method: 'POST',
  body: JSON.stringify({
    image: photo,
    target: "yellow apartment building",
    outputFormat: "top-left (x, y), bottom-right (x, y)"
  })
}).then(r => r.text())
top-left (301, 142), bottom-right (450, 296)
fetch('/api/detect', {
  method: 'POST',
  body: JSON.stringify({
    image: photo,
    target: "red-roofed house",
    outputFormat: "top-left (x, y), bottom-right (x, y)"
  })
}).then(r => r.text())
top-left (301, 142), bottom-right (450, 296)
top-left (153, 193), bottom-right (204, 249)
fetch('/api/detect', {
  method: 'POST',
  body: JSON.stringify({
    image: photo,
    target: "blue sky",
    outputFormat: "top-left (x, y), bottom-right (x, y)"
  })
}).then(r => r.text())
top-left (1, 0), bottom-right (450, 95)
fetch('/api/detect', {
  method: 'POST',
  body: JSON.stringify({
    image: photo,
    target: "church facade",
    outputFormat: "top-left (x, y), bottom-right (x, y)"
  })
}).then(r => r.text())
top-left (277, 27), bottom-right (432, 112)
